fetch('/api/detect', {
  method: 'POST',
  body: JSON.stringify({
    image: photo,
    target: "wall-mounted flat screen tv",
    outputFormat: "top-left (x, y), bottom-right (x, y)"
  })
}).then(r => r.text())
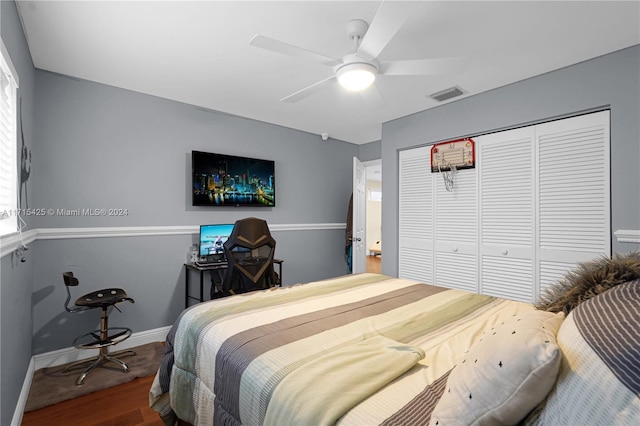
top-left (192, 150), bottom-right (275, 207)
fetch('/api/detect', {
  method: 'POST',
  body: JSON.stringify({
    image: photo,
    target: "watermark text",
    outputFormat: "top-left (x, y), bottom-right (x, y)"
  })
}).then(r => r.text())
top-left (1, 208), bottom-right (129, 217)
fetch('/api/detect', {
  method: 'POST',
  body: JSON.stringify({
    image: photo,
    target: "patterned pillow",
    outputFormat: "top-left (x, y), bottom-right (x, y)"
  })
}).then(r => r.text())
top-left (429, 310), bottom-right (564, 426)
top-left (526, 279), bottom-right (640, 425)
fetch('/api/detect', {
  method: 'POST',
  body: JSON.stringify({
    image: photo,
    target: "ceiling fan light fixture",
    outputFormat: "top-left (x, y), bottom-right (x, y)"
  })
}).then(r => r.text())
top-left (336, 62), bottom-right (377, 91)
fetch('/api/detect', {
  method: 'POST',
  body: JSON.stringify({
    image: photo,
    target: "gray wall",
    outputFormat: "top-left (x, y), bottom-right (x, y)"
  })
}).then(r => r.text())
top-left (381, 45), bottom-right (640, 277)
top-left (357, 139), bottom-right (382, 162)
top-left (1, 1), bottom-right (36, 425)
top-left (32, 71), bottom-right (358, 228)
top-left (28, 68), bottom-right (358, 355)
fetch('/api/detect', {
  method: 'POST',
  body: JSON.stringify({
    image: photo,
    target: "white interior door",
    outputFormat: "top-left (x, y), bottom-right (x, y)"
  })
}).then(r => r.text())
top-left (477, 127), bottom-right (535, 302)
top-left (536, 110), bottom-right (611, 296)
top-left (398, 147), bottom-right (434, 283)
top-left (352, 157), bottom-right (366, 274)
top-left (434, 163), bottom-right (478, 292)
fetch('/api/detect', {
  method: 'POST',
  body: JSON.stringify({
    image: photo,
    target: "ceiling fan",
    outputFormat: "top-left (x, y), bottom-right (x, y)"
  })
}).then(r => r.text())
top-left (249, 1), bottom-right (464, 103)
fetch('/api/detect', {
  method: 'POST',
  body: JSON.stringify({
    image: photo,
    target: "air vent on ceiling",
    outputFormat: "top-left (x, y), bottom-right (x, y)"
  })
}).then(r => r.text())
top-left (430, 86), bottom-right (465, 102)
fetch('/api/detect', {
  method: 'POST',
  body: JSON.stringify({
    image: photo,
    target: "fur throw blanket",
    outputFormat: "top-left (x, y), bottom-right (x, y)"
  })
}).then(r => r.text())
top-left (536, 251), bottom-right (640, 315)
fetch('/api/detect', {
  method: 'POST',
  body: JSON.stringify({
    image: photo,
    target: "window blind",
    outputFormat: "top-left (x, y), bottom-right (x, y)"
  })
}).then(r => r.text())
top-left (0, 39), bottom-right (18, 236)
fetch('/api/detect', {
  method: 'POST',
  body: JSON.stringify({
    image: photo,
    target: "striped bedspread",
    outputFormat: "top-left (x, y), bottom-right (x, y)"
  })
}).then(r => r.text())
top-left (150, 273), bottom-right (534, 425)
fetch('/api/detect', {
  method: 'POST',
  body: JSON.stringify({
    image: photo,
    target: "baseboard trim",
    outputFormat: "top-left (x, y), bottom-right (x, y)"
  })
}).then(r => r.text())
top-left (12, 358), bottom-right (35, 426)
top-left (12, 326), bottom-right (171, 425)
top-left (32, 325), bottom-right (171, 370)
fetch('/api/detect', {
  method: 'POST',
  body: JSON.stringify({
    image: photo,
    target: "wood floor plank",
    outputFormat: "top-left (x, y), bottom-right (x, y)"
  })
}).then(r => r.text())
top-left (22, 374), bottom-right (163, 426)
top-left (367, 254), bottom-right (381, 274)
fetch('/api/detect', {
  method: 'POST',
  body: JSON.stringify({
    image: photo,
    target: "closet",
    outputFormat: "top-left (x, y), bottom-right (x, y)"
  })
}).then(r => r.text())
top-left (398, 110), bottom-right (610, 302)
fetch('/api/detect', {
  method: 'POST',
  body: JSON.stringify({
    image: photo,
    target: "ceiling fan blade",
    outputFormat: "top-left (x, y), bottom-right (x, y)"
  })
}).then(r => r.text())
top-left (280, 75), bottom-right (336, 103)
top-left (357, 1), bottom-right (407, 61)
top-left (380, 57), bottom-right (467, 76)
top-left (359, 83), bottom-right (385, 109)
top-left (250, 34), bottom-right (341, 67)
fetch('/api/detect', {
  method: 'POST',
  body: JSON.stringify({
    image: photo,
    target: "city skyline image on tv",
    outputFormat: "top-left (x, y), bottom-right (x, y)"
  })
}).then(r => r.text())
top-left (192, 150), bottom-right (275, 207)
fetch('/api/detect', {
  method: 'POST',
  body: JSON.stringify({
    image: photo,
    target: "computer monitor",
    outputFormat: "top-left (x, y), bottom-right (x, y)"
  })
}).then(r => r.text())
top-left (199, 223), bottom-right (234, 262)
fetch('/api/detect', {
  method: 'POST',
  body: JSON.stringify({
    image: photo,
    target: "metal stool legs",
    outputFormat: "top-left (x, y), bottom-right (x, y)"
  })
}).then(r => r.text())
top-left (63, 306), bottom-right (135, 386)
top-left (65, 346), bottom-right (137, 386)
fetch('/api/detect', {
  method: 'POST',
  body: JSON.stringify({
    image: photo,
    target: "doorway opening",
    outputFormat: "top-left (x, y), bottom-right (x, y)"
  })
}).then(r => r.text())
top-left (364, 159), bottom-right (381, 274)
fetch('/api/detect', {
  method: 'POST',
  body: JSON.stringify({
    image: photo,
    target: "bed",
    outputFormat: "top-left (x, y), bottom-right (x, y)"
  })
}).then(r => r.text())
top-left (150, 256), bottom-right (640, 426)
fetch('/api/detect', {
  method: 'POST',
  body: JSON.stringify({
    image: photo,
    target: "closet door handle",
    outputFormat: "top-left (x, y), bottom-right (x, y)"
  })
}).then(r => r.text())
top-left (502, 249), bottom-right (509, 255)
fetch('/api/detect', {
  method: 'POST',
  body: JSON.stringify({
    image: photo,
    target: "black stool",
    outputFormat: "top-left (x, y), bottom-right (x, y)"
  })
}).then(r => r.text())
top-left (62, 271), bottom-right (136, 386)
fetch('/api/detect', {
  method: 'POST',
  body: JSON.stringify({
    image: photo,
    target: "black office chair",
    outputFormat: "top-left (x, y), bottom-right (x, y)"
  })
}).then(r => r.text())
top-left (62, 271), bottom-right (136, 386)
top-left (222, 217), bottom-right (277, 295)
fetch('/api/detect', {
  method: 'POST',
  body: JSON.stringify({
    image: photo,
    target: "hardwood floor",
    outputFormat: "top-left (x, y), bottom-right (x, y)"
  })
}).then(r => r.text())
top-left (21, 374), bottom-right (163, 426)
top-left (367, 254), bottom-right (381, 274)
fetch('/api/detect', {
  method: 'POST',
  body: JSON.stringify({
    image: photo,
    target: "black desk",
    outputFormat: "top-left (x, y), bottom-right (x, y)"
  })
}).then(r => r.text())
top-left (184, 259), bottom-right (283, 307)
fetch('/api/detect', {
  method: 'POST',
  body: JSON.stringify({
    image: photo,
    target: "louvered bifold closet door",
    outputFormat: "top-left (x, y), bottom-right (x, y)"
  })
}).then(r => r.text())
top-left (477, 128), bottom-right (535, 302)
top-left (536, 111), bottom-right (611, 296)
top-left (398, 147), bottom-right (434, 283)
top-left (434, 160), bottom-right (478, 293)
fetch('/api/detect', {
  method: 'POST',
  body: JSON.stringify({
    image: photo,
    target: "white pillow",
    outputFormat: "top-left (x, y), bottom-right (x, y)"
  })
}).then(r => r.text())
top-left (429, 310), bottom-right (563, 426)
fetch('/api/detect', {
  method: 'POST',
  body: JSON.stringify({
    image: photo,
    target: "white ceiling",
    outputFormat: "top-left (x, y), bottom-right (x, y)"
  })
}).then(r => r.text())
top-left (15, 1), bottom-right (640, 145)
